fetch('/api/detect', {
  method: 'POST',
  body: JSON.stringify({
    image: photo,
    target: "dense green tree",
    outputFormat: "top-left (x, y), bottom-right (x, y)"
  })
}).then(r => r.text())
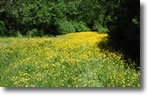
top-left (105, 0), bottom-right (140, 66)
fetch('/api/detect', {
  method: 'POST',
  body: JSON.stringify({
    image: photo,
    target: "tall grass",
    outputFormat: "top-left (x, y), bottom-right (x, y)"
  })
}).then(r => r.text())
top-left (0, 32), bottom-right (140, 87)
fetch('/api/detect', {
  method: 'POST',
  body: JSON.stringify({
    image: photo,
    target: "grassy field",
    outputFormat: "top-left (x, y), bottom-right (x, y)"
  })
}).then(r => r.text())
top-left (0, 32), bottom-right (140, 87)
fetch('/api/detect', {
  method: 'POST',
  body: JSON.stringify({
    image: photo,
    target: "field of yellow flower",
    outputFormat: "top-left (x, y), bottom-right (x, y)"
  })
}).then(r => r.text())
top-left (0, 32), bottom-right (140, 87)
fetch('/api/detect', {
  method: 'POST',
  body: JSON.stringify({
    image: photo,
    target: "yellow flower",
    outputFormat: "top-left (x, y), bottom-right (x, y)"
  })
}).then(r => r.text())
top-left (52, 64), bottom-right (56, 67)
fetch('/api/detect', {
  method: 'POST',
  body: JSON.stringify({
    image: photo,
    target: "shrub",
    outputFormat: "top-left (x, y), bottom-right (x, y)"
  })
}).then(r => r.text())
top-left (55, 20), bottom-right (75, 34)
top-left (15, 31), bottom-right (23, 37)
top-left (27, 29), bottom-right (43, 37)
top-left (93, 23), bottom-right (108, 33)
top-left (71, 21), bottom-right (90, 32)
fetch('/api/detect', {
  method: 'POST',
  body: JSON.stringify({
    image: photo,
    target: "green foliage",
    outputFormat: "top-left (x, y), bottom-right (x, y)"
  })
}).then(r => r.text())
top-left (0, 21), bottom-right (7, 36)
top-left (15, 31), bottom-right (23, 37)
top-left (78, 0), bottom-right (100, 26)
top-left (27, 29), bottom-right (43, 37)
top-left (71, 21), bottom-right (90, 32)
top-left (0, 0), bottom-right (107, 36)
top-left (105, 0), bottom-right (140, 66)
top-left (93, 23), bottom-right (108, 33)
top-left (55, 20), bottom-right (75, 34)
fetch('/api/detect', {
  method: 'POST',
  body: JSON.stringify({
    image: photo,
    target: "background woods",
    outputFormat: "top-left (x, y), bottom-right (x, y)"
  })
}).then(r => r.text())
top-left (0, 0), bottom-right (107, 36)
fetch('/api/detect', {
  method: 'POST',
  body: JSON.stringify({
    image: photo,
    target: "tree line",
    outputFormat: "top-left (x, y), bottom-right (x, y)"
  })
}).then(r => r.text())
top-left (0, 0), bottom-right (108, 36)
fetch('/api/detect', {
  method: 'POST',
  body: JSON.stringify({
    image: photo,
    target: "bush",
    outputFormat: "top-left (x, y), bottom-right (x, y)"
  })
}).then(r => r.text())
top-left (71, 21), bottom-right (90, 32)
top-left (27, 29), bottom-right (43, 37)
top-left (55, 20), bottom-right (75, 34)
top-left (93, 23), bottom-right (108, 33)
top-left (15, 31), bottom-right (23, 37)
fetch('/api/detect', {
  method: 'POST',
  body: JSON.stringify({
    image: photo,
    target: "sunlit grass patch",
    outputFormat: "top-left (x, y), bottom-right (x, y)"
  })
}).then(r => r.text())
top-left (0, 32), bottom-right (140, 87)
